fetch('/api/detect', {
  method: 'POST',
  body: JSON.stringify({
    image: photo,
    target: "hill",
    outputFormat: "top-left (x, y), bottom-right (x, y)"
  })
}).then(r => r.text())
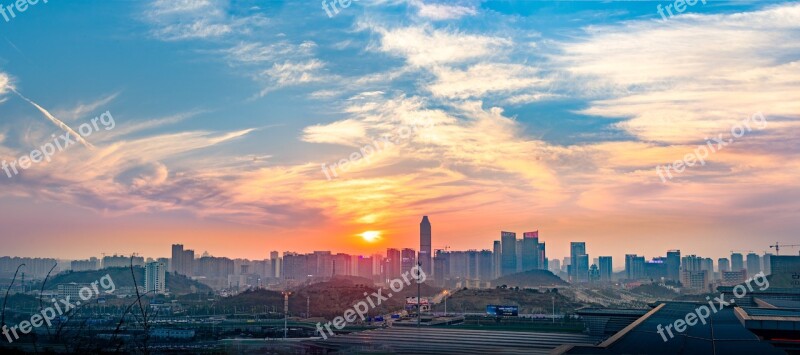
top-left (493, 270), bottom-right (569, 288)
top-left (629, 283), bottom-right (678, 299)
top-left (35, 267), bottom-right (212, 295)
top-left (431, 288), bottom-right (583, 314)
top-left (217, 277), bottom-right (441, 319)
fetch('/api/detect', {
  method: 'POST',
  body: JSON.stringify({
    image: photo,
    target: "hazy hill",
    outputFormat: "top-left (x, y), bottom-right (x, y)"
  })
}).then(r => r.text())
top-left (35, 267), bottom-right (212, 295)
top-left (217, 277), bottom-right (441, 319)
top-left (493, 270), bottom-right (569, 288)
top-left (432, 288), bottom-right (583, 314)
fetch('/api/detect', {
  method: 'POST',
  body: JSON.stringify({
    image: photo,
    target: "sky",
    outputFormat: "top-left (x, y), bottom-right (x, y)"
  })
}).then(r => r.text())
top-left (0, 0), bottom-right (799, 267)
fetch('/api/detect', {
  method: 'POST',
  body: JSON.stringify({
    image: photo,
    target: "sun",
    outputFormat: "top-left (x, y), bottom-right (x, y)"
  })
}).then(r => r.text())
top-left (360, 231), bottom-right (381, 243)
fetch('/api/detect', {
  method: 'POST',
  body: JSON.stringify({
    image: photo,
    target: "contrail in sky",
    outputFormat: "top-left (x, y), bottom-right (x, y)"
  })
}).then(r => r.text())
top-left (10, 87), bottom-right (95, 150)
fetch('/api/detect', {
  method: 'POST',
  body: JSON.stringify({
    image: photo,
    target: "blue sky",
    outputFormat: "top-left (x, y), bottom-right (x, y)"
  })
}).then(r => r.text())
top-left (1, 0), bottom-right (799, 264)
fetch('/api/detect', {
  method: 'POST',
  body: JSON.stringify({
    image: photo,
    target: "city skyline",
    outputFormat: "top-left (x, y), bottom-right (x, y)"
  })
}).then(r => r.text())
top-left (1, 1), bottom-right (799, 263)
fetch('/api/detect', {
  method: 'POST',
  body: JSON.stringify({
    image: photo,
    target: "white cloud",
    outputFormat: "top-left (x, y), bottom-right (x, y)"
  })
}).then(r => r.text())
top-left (427, 63), bottom-right (549, 100)
top-left (410, 0), bottom-right (477, 20)
top-left (302, 119), bottom-right (367, 146)
top-left (370, 25), bottom-right (511, 67)
top-left (552, 3), bottom-right (800, 144)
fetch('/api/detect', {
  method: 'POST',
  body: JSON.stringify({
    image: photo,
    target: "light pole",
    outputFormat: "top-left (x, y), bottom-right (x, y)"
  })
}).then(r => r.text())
top-left (282, 291), bottom-right (292, 339)
top-left (552, 295), bottom-right (555, 324)
top-left (443, 290), bottom-right (448, 317)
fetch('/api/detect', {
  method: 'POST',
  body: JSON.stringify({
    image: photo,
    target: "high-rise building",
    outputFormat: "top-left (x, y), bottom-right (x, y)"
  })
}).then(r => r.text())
top-left (550, 259), bottom-right (561, 274)
top-left (746, 253), bottom-right (761, 275)
top-left (171, 244), bottom-right (183, 273)
top-left (538, 242), bottom-right (547, 270)
top-left (420, 216), bottom-right (432, 277)
top-left (401, 248), bottom-right (417, 273)
top-left (145, 261), bottom-right (166, 295)
top-left (666, 250), bottom-right (681, 282)
top-left (574, 254), bottom-right (589, 283)
top-left (570, 242), bottom-right (587, 283)
top-left (493, 241), bottom-right (502, 279)
top-left (385, 248), bottom-right (401, 281)
top-left (625, 254), bottom-right (645, 280)
top-left (588, 264), bottom-right (600, 283)
top-left (521, 231), bottom-right (539, 272)
top-left (270, 251), bottom-right (280, 278)
top-left (762, 253), bottom-right (772, 275)
top-left (433, 250), bottom-right (449, 286)
top-left (599, 256), bottom-right (613, 282)
top-left (718, 258), bottom-right (730, 273)
top-left (478, 250), bottom-right (494, 281)
top-left (357, 256), bottom-right (373, 278)
top-left (645, 257), bottom-right (668, 280)
top-left (501, 232), bottom-right (517, 276)
top-left (731, 253), bottom-right (744, 271)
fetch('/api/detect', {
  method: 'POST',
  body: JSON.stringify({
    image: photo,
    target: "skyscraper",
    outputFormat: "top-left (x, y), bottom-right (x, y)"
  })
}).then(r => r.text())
top-left (718, 258), bottom-right (730, 273)
top-left (501, 232), bottom-right (517, 276)
top-left (401, 248), bottom-right (416, 273)
top-left (599, 256), bottom-right (613, 282)
top-left (746, 253), bottom-right (761, 274)
top-left (666, 250), bottom-right (681, 282)
top-left (420, 216), bottom-right (432, 276)
top-left (625, 254), bottom-right (645, 280)
top-left (731, 253), bottom-right (744, 271)
top-left (171, 244), bottom-right (183, 273)
top-left (145, 261), bottom-right (166, 295)
top-left (386, 248), bottom-right (401, 281)
top-left (270, 251), bottom-right (281, 278)
top-left (521, 231), bottom-right (539, 271)
top-left (570, 242), bottom-right (587, 282)
top-left (493, 240), bottom-right (502, 278)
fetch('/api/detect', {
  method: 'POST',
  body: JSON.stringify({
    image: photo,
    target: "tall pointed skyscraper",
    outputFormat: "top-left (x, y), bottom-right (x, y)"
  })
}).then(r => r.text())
top-left (420, 216), bottom-right (432, 276)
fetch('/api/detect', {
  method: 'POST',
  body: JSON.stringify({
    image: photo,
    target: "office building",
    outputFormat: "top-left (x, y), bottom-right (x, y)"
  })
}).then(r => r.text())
top-left (493, 241), bottom-right (502, 278)
top-left (719, 258), bottom-right (730, 273)
top-left (521, 231), bottom-right (539, 272)
top-left (747, 253), bottom-right (761, 275)
top-left (731, 253), bottom-right (744, 271)
top-left (666, 250), bottom-right (681, 282)
top-left (401, 248), bottom-right (417, 273)
top-left (569, 242), bottom-right (589, 283)
top-left (625, 254), bottom-right (646, 280)
top-left (385, 248), bottom-right (401, 281)
top-left (501, 232), bottom-right (517, 276)
top-left (599, 256), bottom-right (612, 282)
top-left (420, 216), bottom-right (432, 276)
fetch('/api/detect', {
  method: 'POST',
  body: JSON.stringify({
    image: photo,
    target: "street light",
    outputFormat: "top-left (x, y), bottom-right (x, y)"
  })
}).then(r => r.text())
top-left (443, 290), bottom-right (449, 317)
top-left (282, 291), bottom-right (292, 339)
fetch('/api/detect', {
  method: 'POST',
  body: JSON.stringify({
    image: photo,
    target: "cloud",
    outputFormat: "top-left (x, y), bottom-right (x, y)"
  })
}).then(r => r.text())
top-left (302, 119), bottom-right (367, 146)
top-left (427, 63), bottom-right (549, 100)
top-left (409, 0), bottom-right (477, 20)
top-left (52, 92), bottom-right (120, 122)
top-left (368, 25), bottom-right (512, 67)
top-left (552, 3), bottom-right (800, 143)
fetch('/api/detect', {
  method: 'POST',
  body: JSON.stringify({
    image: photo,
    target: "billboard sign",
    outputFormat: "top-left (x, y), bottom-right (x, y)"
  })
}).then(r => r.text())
top-left (487, 305), bottom-right (519, 317)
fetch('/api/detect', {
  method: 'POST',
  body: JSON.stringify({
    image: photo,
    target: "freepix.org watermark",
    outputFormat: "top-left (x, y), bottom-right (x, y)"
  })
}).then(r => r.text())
top-left (321, 0), bottom-right (358, 18)
top-left (321, 117), bottom-right (433, 181)
top-left (656, 271), bottom-right (769, 342)
top-left (316, 265), bottom-right (426, 339)
top-left (1, 111), bottom-right (115, 179)
top-left (2, 274), bottom-right (116, 343)
top-left (657, 0), bottom-right (706, 21)
top-left (656, 112), bottom-right (766, 183)
top-left (0, 0), bottom-right (48, 23)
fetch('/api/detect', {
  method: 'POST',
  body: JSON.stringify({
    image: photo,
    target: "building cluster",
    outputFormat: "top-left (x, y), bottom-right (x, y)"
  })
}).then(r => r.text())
top-left (3, 216), bottom-right (785, 296)
top-left (559, 243), bottom-right (777, 292)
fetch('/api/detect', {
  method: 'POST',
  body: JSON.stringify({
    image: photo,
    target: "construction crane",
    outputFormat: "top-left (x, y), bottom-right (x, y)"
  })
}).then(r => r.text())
top-left (769, 242), bottom-right (800, 256)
